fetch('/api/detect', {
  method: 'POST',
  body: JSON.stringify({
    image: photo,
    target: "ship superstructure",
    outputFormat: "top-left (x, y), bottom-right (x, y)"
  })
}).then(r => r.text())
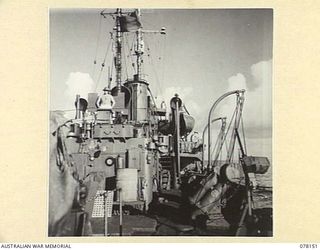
top-left (49, 8), bottom-right (271, 236)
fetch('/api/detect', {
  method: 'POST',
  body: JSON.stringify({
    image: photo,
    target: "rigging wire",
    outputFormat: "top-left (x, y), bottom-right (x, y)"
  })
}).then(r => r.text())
top-left (240, 115), bottom-right (247, 155)
top-left (224, 139), bottom-right (229, 163)
top-left (219, 101), bottom-right (238, 162)
top-left (124, 33), bottom-right (136, 74)
top-left (122, 36), bottom-right (129, 80)
top-left (212, 129), bottom-right (225, 167)
top-left (227, 96), bottom-right (244, 163)
top-left (92, 14), bottom-right (103, 78)
top-left (232, 96), bottom-right (245, 161)
top-left (94, 37), bottom-right (113, 92)
top-left (183, 105), bottom-right (191, 115)
top-left (161, 34), bottom-right (167, 85)
top-left (147, 87), bottom-right (158, 109)
top-left (219, 144), bottom-right (223, 164)
top-left (144, 36), bottom-right (164, 102)
top-left (130, 35), bottom-right (136, 73)
top-left (230, 104), bottom-right (240, 163)
top-left (210, 132), bottom-right (220, 162)
top-left (110, 54), bottom-right (114, 85)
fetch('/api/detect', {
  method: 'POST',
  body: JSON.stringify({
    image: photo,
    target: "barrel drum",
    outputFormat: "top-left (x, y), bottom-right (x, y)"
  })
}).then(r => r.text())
top-left (116, 169), bottom-right (138, 202)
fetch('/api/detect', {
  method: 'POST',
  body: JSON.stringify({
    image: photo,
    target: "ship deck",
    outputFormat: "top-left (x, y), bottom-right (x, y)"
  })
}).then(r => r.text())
top-left (88, 188), bottom-right (272, 236)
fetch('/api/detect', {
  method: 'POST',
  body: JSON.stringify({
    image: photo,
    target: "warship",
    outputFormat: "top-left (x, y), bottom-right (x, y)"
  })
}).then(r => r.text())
top-left (49, 8), bottom-right (272, 236)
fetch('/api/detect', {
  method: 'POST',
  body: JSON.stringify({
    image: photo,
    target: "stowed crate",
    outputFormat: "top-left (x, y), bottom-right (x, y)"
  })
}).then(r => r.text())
top-left (91, 190), bottom-right (114, 218)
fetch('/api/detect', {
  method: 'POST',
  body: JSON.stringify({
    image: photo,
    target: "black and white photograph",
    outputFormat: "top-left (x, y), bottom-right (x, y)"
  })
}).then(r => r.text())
top-left (49, 8), bottom-right (273, 237)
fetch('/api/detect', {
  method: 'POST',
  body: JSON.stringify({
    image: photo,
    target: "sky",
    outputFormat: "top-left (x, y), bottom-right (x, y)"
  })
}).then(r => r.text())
top-left (50, 8), bottom-right (273, 160)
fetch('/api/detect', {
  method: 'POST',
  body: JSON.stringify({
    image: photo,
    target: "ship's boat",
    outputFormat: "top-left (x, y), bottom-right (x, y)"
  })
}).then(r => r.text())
top-left (49, 9), bottom-right (272, 236)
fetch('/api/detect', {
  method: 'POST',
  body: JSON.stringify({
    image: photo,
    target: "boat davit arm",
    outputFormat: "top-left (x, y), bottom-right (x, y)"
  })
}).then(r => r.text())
top-left (207, 89), bottom-right (245, 168)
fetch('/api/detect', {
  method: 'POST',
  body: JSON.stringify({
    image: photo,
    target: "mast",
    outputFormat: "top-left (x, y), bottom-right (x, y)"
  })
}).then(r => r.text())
top-left (115, 8), bottom-right (122, 94)
top-left (135, 9), bottom-right (143, 80)
top-left (134, 9), bottom-right (165, 80)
